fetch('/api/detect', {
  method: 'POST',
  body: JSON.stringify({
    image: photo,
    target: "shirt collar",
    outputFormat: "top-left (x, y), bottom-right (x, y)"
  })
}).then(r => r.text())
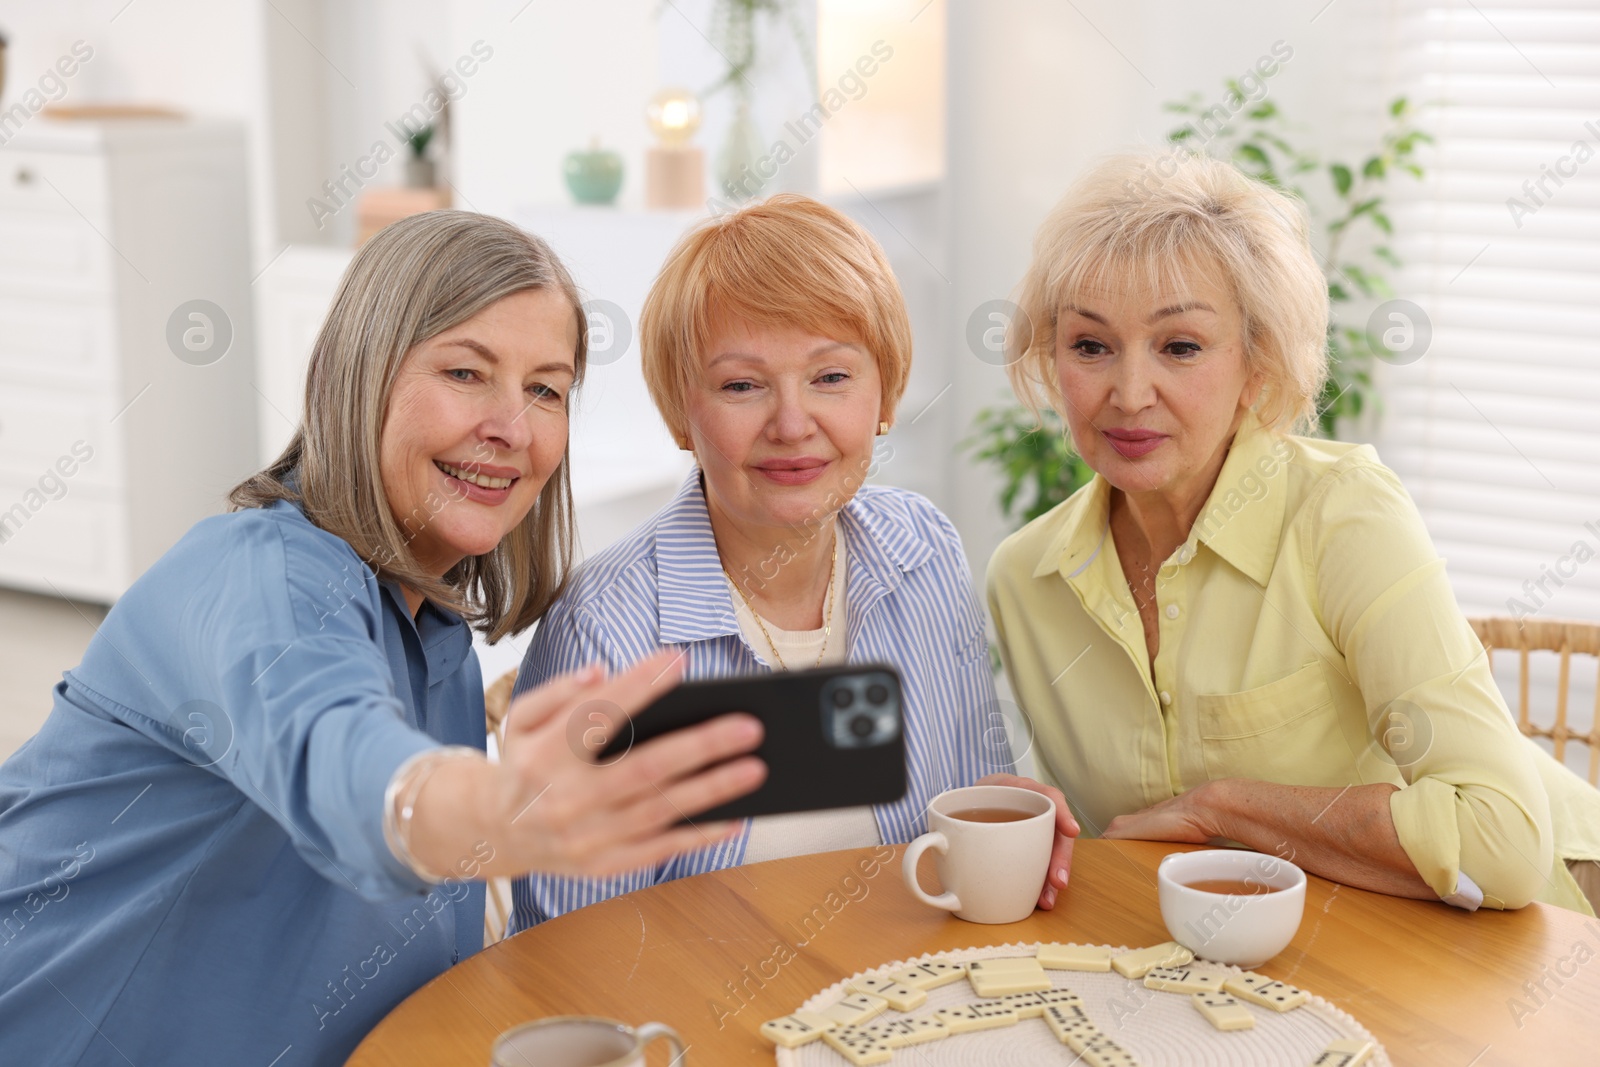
top-left (379, 579), bottom-right (473, 681)
top-left (1190, 413), bottom-right (1290, 587)
top-left (655, 467), bottom-right (933, 646)
top-left (1031, 411), bottom-right (1289, 588)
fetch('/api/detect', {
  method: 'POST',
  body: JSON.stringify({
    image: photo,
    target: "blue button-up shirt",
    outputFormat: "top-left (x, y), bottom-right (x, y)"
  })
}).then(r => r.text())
top-left (510, 470), bottom-right (1009, 932)
top-left (0, 496), bottom-right (485, 1066)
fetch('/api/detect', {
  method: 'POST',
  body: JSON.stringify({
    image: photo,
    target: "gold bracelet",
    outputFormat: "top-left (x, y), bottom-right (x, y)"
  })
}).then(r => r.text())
top-left (382, 745), bottom-right (481, 883)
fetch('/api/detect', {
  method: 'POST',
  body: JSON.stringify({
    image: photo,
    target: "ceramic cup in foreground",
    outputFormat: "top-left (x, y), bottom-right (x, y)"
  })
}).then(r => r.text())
top-left (1158, 849), bottom-right (1307, 967)
top-left (490, 1016), bottom-right (684, 1067)
top-left (901, 784), bottom-right (1054, 924)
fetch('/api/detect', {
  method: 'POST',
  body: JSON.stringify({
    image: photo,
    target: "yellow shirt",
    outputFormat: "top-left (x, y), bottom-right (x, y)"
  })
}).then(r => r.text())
top-left (987, 417), bottom-right (1600, 914)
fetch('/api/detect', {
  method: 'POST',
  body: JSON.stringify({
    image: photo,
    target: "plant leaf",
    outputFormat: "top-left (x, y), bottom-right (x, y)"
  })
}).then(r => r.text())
top-left (1331, 163), bottom-right (1353, 197)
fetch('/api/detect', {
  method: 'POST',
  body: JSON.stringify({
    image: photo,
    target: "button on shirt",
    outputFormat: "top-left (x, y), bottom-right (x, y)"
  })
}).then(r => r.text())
top-left (510, 470), bottom-right (1009, 931)
top-left (0, 497), bottom-right (486, 1065)
top-left (988, 416), bottom-right (1600, 914)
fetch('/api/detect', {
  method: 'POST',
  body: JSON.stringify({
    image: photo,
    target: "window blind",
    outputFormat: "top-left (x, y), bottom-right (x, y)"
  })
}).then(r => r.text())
top-left (1359, 1), bottom-right (1600, 776)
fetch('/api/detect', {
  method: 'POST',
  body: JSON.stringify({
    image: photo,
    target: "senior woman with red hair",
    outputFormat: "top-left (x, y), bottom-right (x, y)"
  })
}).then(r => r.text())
top-left (511, 195), bottom-right (1078, 931)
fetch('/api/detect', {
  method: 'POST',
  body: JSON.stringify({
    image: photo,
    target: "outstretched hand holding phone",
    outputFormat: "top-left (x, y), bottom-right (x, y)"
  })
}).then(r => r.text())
top-left (403, 650), bottom-right (769, 881)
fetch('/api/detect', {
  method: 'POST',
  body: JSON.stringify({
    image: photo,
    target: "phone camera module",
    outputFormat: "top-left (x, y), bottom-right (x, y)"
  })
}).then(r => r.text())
top-left (823, 675), bottom-right (900, 749)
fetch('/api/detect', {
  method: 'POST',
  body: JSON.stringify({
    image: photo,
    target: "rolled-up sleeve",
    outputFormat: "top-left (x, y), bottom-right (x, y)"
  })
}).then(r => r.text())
top-left (1311, 462), bottom-right (1553, 908)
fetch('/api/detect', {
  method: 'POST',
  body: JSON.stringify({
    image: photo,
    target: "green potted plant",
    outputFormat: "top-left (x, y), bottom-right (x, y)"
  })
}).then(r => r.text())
top-left (404, 124), bottom-right (436, 189)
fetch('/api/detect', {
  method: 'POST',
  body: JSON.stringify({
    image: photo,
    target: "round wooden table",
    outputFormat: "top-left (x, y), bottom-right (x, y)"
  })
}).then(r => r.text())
top-left (349, 840), bottom-right (1598, 1066)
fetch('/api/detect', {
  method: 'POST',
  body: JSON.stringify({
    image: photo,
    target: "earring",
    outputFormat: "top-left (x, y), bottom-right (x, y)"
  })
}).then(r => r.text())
top-left (877, 421), bottom-right (890, 436)
top-left (677, 436), bottom-right (693, 451)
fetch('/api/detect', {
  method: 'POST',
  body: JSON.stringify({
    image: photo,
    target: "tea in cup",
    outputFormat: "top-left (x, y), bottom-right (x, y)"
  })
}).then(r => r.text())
top-left (901, 785), bottom-right (1053, 924)
top-left (1158, 849), bottom-right (1306, 966)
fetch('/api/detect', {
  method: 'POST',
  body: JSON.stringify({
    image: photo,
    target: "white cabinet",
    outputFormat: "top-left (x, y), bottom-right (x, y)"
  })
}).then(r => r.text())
top-left (0, 119), bottom-right (257, 602)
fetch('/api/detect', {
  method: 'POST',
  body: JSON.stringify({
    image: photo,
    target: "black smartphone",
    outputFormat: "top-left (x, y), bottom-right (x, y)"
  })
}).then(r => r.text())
top-left (595, 663), bottom-right (907, 822)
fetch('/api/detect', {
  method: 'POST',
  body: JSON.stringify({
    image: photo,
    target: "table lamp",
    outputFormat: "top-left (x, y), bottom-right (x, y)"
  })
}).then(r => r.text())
top-left (645, 87), bottom-right (704, 210)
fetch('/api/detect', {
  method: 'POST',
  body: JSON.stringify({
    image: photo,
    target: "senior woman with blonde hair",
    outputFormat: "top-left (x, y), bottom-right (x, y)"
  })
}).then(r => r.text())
top-left (0, 211), bottom-right (767, 1065)
top-left (510, 194), bottom-right (1078, 931)
top-left (988, 152), bottom-right (1600, 914)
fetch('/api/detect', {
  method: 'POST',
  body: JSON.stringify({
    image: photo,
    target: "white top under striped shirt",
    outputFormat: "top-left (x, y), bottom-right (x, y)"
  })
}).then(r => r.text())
top-left (509, 469), bottom-right (1009, 933)
top-left (727, 536), bottom-right (883, 864)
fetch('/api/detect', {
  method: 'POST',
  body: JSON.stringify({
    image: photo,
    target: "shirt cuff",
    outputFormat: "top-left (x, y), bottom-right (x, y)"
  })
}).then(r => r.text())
top-left (1442, 870), bottom-right (1484, 911)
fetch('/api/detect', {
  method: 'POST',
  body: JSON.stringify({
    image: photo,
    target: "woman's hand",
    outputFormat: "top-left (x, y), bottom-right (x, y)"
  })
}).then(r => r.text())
top-left (413, 650), bottom-right (767, 881)
top-left (976, 773), bottom-right (1079, 909)
top-left (1102, 779), bottom-right (1439, 901)
top-left (1101, 780), bottom-right (1226, 844)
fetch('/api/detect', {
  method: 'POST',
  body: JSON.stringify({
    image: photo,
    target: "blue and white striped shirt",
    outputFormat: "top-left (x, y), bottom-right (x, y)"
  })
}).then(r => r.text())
top-left (510, 469), bottom-right (1009, 931)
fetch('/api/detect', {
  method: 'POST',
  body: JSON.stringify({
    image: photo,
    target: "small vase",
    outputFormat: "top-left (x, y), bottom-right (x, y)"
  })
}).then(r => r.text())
top-left (716, 96), bottom-right (768, 202)
top-left (405, 157), bottom-right (437, 189)
top-left (564, 142), bottom-right (625, 205)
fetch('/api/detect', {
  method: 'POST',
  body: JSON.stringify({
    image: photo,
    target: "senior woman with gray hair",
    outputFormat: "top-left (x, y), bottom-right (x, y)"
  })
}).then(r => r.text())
top-left (988, 152), bottom-right (1600, 914)
top-left (0, 211), bottom-right (765, 1065)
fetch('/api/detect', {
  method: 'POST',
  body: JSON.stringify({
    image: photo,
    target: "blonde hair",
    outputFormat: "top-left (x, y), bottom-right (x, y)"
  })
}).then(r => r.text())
top-left (1008, 151), bottom-right (1329, 432)
top-left (639, 193), bottom-right (911, 437)
top-left (230, 210), bottom-right (586, 643)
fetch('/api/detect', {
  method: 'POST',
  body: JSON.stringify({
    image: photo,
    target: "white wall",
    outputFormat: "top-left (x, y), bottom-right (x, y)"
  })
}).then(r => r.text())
top-left (448, 0), bottom-right (662, 218)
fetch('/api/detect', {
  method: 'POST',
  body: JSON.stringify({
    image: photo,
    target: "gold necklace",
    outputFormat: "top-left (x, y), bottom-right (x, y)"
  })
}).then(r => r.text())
top-left (724, 537), bottom-right (837, 671)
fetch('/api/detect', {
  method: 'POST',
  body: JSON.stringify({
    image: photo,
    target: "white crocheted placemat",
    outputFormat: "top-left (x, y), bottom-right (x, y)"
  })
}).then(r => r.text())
top-left (774, 942), bottom-right (1390, 1066)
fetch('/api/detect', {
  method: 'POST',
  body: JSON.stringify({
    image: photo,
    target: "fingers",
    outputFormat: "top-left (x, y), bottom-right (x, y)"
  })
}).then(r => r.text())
top-left (1040, 834), bottom-right (1076, 909)
top-left (1056, 800), bottom-right (1081, 839)
top-left (643, 754), bottom-right (767, 827)
top-left (1102, 814), bottom-right (1133, 839)
top-left (598, 711), bottom-right (764, 806)
top-left (556, 755), bottom-right (761, 870)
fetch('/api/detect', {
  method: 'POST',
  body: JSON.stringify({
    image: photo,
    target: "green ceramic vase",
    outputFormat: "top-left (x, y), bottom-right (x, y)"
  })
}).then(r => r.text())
top-left (564, 143), bottom-right (624, 205)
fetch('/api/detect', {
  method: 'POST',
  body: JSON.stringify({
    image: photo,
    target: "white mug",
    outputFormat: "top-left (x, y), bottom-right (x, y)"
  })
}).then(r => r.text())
top-left (901, 785), bottom-right (1054, 924)
top-left (490, 1016), bottom-right (685, 1067)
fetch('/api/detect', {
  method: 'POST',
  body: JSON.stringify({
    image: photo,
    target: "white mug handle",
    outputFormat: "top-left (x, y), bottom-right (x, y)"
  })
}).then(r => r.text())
top-left (635, 1021), bottom-right (685, 1064)
top-left (901, 831), bottom-right (961, 912)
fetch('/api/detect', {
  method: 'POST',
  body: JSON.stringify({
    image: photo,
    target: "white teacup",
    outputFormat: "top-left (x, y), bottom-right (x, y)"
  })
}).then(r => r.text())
top-left (490, 1016), bottom-right (684, 1067)
top-left (1158, 849), bottom-right (1307, 967)
top-left (901, 785), bottom-right (1053, 924)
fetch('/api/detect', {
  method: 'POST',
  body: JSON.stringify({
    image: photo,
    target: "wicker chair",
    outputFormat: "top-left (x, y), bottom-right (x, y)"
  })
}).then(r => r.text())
top-left (481, 668), bottom-right (518, 946)
top-left (1466, 617), bottom-right (1600, 786)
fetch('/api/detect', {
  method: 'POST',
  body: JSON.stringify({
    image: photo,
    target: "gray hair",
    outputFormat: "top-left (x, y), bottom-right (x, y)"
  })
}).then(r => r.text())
top-left (231, 210), bottom-right (587, 642)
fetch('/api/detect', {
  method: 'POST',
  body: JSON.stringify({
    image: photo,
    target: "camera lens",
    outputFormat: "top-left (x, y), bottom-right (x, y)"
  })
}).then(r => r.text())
top-left (831, 687), bottom-right (854, 709)
top-left (849, 714), bottom-right (875, 738)
top-left (866, 683), bottom-right (889, 705)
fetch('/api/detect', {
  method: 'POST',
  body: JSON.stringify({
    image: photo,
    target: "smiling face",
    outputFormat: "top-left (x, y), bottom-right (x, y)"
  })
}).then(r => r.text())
top-left (1053, 263), bottom-right (1262, 505)
top-left (683, 316), bottom-right (883, 538)
top-left (380, 287), bottom-right (578, 577)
